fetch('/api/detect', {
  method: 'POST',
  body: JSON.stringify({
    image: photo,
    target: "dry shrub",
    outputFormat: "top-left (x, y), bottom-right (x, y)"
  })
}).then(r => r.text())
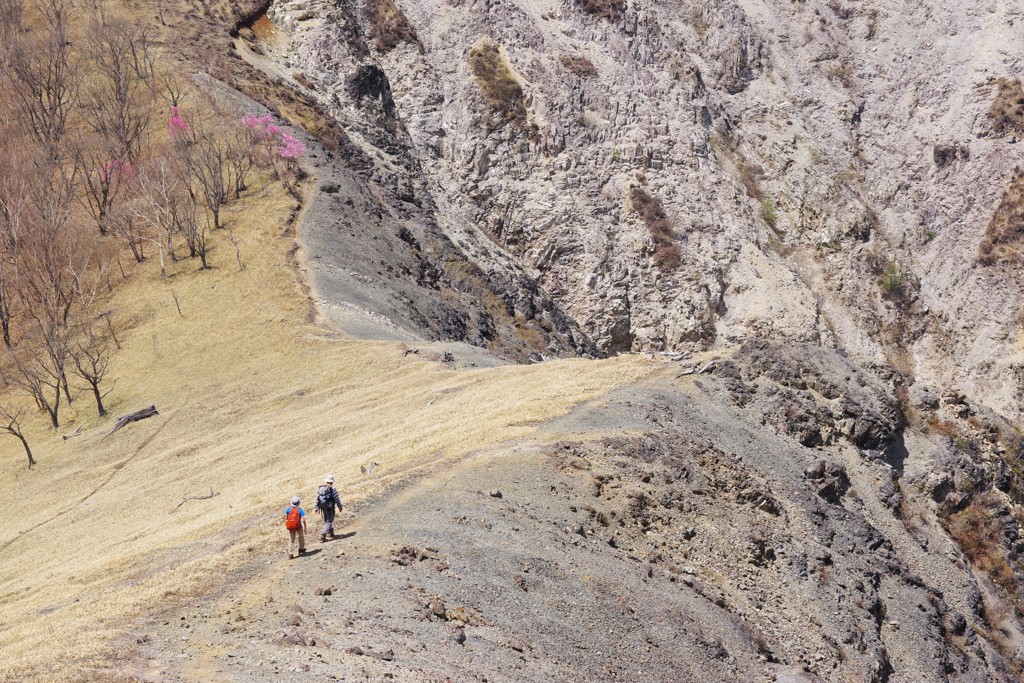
top-left (825, 61), bottom-right (853, 87)
top-left (468, 39), bottom-right (526, 126)
top-left (576, 0), bottom-right (625, 20)
top-left (990, 78), bottom-right (1024, 136)
top-left (629, 186), bottom-right (681, 270)
top-left (559, 53), bottom-right (597, 78)
top-left (978, 167), bottom-right (1024, 266)
top-left (737, 156), bottom-right (764, 199)
top-left (690, 4), bottom-right (709, 37)
top-left (927, 416), bottom-right (957, 437)
top-left (367, 0), bottom-right (420, 53)
top-left (945, 494), bottom-right (1018, 596)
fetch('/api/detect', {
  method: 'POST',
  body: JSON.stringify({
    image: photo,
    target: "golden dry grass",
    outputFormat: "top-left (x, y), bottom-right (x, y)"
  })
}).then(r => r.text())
top-left (468, 38), bottom-right (526, 127)
top-left (0, 179), bottom-right (655, 681)
top-left (979, 166), bottom-right (1024, 267)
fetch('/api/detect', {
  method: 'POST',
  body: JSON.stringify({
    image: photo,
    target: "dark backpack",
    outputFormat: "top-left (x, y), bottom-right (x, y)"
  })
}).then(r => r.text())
top-left (316, 485), bottom-right (330, 511)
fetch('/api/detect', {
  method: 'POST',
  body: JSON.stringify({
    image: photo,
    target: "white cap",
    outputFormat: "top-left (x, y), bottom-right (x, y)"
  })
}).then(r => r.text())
top-left (325, 475), bottom-right (334, 483)
top-left (291, 496), bottom-right (300, 505)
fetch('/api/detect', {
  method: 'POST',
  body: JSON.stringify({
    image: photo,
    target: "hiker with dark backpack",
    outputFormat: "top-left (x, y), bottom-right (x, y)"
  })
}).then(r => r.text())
top-left (315, 475), bottom-right (344, 542)
top-left (284, 496), bottom-right (307, 559)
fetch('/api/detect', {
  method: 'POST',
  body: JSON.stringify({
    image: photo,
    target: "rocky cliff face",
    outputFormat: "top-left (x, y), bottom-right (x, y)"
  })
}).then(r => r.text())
top-left (252, 0), bottom-right (1023, 421)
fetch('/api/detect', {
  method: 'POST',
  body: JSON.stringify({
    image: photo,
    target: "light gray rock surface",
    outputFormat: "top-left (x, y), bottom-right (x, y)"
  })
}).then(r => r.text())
top-left (262, 0), bottom-right (1023, 420)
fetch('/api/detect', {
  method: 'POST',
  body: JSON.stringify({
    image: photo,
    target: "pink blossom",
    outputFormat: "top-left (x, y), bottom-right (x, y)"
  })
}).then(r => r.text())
top-left (98, 158), bottom-right (134, 184)
top-left (278, 133), bottom-right (305, 160)
top-left (242, 114), bottom-right (281, 140)
top-left (168, 106), bottom-right (189, 136)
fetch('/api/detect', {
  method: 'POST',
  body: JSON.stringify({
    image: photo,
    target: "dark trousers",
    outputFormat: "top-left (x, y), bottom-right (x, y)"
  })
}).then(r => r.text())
top-left (320, 508), bottom-right (335, 537)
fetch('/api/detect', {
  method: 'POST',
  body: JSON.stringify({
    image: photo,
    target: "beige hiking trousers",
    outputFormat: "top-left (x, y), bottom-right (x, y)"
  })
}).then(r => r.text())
top-left (288, 527), bottom-right (305, 556)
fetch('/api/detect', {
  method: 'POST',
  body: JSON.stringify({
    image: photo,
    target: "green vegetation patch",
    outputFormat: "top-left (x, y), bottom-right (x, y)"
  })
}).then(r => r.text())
top-left (468, 39), bottom-right (526, 126)
top-left (880, 260), bottom-right (904, 296)
top-left (760, 196), bottom-right (778, 228)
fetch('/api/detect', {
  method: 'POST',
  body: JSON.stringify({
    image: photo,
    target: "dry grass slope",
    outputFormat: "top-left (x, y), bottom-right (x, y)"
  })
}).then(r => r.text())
top-left (0, 180), bottom-right (653, 681)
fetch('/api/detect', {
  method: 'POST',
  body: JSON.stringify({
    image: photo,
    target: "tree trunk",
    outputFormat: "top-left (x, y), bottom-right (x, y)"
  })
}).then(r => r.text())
top-left (61, 371), bottom-right (72, 403)
top-left (128, 238), bottom-right (144, 262)
top-left (156, 241), bottom-right (166, 278)
top-left (91, 380), bottom-right (106, 416)
top-left (18, 433), bottom-right (34, 467)
top-left (50, 383), bottom-right (61, 428)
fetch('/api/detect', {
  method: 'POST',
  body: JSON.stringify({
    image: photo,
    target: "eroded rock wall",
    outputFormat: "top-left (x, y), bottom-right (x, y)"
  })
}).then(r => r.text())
top-left (265, 0), bottom-right (1023, 415)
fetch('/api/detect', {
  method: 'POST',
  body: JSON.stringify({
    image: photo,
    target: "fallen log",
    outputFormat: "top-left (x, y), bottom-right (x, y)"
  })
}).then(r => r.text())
top-left (175, 488), bottom-right (219, 510)
top-left (103, 405), bottom-right (159, 438)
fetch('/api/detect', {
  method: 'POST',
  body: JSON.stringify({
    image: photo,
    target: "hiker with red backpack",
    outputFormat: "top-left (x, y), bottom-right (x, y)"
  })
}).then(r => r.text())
top-left (315, 475), bottom-right (344, 542)
top-left (284, 496), bottom-right (307, 559)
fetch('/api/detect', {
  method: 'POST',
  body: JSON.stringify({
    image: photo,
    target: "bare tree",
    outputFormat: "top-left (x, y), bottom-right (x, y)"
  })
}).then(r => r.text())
top-left (82, 19), bottom-right (155, 160)
top-left (13, 159), bottom-right (87, 421)
top-left (128, 155), bottom-right (182, 277)
top-left (157, 72), bottom-right (185, 108)
top-left (0, 0), bottom-right (24, 57)
top-left (74, 138), bottom-right (127, 235)
top-left (5, 341), bottom-right (63, 428)
top-left (174, 188), bottom-right (208, 268)
top-left (177, 119), bottom-right (230, 231)
top-left (3, 0), bottom-right (79, 157)
top-left (69, 315), bottom-right (111, 416)
top-left (0, 401), bottom-right (34, 467)
top-left (109, 208), bottom-right (145, 262)
top-left (0, 139), bottom-right (33, 347)
top-left (226, 122), bottom-right (256, 200)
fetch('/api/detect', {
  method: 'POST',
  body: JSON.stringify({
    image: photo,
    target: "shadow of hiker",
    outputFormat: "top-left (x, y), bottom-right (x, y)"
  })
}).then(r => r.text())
top-left (323, 531), bottom-right (357, 542)
top-left (298, 548), bottom-right (323, 558)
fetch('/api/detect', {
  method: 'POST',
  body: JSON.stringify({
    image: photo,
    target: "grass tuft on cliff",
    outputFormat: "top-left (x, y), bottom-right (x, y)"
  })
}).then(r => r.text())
top-left (979, 167), bottom-right (1024, 266)
top-left (576, 0), bottom-right (625, 21)
top-left (366, 0), bottom-right (420, 53)
top-left (468, 38), bottom-right (526, 127)
top-left (629, 186), bottom-right (682, 270)
top-left (990, 78), bottom-right (1024, 136)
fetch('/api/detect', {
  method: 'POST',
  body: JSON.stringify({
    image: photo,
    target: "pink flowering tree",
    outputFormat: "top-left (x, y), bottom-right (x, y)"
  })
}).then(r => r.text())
top-left (167, 106), bottom-right (189, 138)
top-left (277, 133), bottom-right (305, 168)
top-left (239, 113), bottom-right (305, 186)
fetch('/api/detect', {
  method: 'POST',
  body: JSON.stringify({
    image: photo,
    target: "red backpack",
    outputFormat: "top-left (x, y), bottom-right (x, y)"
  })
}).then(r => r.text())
top-left (285, 506), bottom-right (302, 530)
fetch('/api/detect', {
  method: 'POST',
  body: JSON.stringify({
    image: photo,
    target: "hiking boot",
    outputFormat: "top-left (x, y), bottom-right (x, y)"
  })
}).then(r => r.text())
top-left (320, 534), bottom-right (327, 543)
top-left (299, 548), bottom-right (306, 555)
